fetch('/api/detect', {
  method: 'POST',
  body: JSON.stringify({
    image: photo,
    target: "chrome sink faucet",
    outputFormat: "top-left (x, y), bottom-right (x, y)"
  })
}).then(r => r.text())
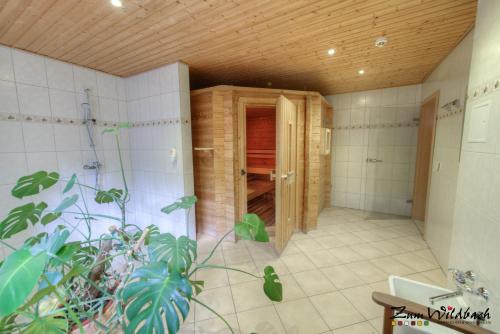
top-left (429, 269), bottom-right (489, 305)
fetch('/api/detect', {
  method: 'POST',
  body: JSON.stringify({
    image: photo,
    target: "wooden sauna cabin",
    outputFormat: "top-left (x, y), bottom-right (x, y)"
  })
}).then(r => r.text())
top-left (191, 86), bottom-right (333, 252)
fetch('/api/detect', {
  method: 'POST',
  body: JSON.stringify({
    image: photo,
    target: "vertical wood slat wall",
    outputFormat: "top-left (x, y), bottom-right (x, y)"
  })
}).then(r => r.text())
top-left (191, 86), bottom-right (332, 238)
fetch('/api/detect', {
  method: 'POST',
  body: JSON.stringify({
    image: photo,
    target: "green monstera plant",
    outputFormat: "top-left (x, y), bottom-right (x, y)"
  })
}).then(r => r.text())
top-left (0, 124), bottom-right (282, 334)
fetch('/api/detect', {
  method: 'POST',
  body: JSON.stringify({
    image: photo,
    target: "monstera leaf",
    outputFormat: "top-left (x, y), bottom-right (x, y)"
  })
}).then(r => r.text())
top-left (95, 188), bottom-right (123, 204)
top-left (234, 213), bottom-right (269, 242)
top-left (31, 228), bottom-right (70, 256)
top-left (149, 233), bottom-right (197, 274)
top-left (0, 248), bottom-right (48, 316)
top-left (23, 314), bottom-right (68, 334)
top-left (11, 171), bottom-right (59, 199)
top-left (54, 195), bottom-right (79, 213)
top-left (62, 173), bottom-right (77, 194)
top-left (41, 212), bottom-right (62, 226)
top-left (123, 263), bottom-right (192, 334)
top-left (0, 202), bottom-right (47, 239)
top-left (160, 196), bottom-right (197, 214)
top-left (263, 266), bottom-right (282, 302)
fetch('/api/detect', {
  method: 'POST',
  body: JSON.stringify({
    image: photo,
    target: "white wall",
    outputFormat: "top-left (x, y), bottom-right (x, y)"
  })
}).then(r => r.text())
top-left (125, 63), bottom-right (195, 239)
top-left (0, 46), bottom-right (131, 254)
top-left (448, 1), bottom-right (500, 331)
top-left (0, 46), bottom-right (194, 259)
top-left (421, 32), bottom-right (474, 269)
top-left (325, 85), bottom-right (421, 216)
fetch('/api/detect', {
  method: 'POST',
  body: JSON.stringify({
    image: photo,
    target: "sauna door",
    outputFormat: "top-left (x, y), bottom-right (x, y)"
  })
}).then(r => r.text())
top-left (275, 95), bottom-right (297, 252)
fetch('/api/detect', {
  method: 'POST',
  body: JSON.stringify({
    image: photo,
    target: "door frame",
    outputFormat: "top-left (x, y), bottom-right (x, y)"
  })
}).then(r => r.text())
top-left (411, 91), bottom-right (439, 232)
top-left (235, 96), bottom-right (306, 244)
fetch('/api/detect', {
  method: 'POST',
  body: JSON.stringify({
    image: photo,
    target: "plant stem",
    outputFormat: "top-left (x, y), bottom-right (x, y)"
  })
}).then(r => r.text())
top-left (191, 297), bottom-right (235, 334)
top-left (200, 228), bottom-right (234, 265)
top-left (196, 264), bottom-right (262, 279)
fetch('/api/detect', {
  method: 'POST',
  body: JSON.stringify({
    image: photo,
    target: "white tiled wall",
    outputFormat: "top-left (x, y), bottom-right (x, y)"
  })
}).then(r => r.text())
top-left (448, 1), bottom-right (500, 331)
top-left (421, 31), bottom-right (473, 269)
top-left (325, 85), bottom-right (421, 216)
top-left (0, 46), bottom-right (131, 253)
top-left (0, 46), bottom-right (195, 259)
top-left (125, 62), bottom-right (195, 239)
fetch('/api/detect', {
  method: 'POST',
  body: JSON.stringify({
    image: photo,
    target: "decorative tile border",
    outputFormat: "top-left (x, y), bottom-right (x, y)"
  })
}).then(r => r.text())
top-left (437, 108), bottom-right (464, 120)
top-left (0, 112), bottom-right (189, 127)
top-left (468, 77), bottom-right (500, 101)
top-left (332, 121), bottom-right (418, 130)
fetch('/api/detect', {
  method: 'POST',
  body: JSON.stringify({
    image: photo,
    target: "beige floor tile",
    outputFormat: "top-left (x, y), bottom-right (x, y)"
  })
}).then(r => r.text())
top-left (369, 240), bottom-right (403, 255)
top-left (329, 246), bottom-right (363, 263)
top-left (321, 265), bottom-right (365, 289)
top-left (314, 235), bottom-right (346, 249)
top-left (281, 242), bottom-right (302, 256)
top-left (340, 285), bottom-right (383, 319)
top-left (369, 280), bottom-right (390, 294)
top-left (254, 258), bottom-right (290, 276)
top-left (305, 249), bottom-right (343, 268)
top-left (277, 274), bottom-right (306, 302)
top-left (293, 270), bottom-right (336, 296)
top-left (332, 321), bottom-right (378, 334)
top-left (275, 298), bottom-right (329, 334)
top-left (178, 323), bottom-right (195, 334)
top-left (197, 234), bottom-right (219, 254)
top-left (291, 232), bottom-right (311, 240)
top-left (293, 238), bottom-right (325, 253)
top-left (231, 279), bottom-right (272, 312)
top-left (310, 291), bottom-right (364, 329)
top-left (346, 261), bottom-right (387, 283)
top-left (237, 306), bottom-right (286, 334)
top-left (370, 256), bottom-right (415, 276)
top-left (368, 316), bottom-right (383, 333)
top-left (280, 253), bottom-right (316, 273)
top-left (352, 244), bottom-right (387, 259)
top-left (392, 252), bottom-right (438, 272)
top-left (248, 243), bottom-right (279, 261)
top-left (352, 230), bottom-right (386, 242)
top-left (335, 232), bottom-right (364, 245)
top-left (197, 250), bottom-right (226, 265)
top-left (195, 267), bottom-right (229, 289)
top-left (221, 239), bottom-right (247, 251)
top-left (420, 269), bottom-right (448, 288)
top-left (224, 247), bottom-right (253, 265)
top-left (227, 261), bottom-right (260, 285)
top-left (195, 314), bottom-right (240, 334)
top-left (195, 286), bottom-right (235, 321)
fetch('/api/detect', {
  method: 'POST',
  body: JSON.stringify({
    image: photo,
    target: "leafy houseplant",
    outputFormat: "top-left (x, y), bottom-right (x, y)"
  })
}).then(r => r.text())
top-left (0, 124), bottom-right (282, 334)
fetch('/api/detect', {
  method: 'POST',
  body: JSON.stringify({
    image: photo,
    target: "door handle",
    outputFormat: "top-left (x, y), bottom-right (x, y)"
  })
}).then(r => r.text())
top-left (366, 158), bottom-right (383, 163)
top-left (270, 170), bottom-right (276, 181)
top-left (241, 169), bottom-right (246, 176)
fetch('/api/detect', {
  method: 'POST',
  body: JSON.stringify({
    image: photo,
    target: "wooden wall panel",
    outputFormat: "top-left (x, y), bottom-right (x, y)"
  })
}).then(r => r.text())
top-left (191, 92), bottom-right (216, 236)
top-left (191, 86), bottom-right (331, 238)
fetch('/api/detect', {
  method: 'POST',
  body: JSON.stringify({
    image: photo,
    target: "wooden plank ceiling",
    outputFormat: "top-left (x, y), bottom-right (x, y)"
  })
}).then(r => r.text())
top-left (0, 0), bottom-right (477, 94)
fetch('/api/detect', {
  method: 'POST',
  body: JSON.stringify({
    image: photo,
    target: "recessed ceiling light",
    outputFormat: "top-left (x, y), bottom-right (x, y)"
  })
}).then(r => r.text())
top-left (327, 48), bottom-right (336, 56)
top-left (375, 36), bottom-right (388, 48)
top-left (111, 0), bottom-right (123, 7)
top-left (358, 69), bottom-right (365, 75)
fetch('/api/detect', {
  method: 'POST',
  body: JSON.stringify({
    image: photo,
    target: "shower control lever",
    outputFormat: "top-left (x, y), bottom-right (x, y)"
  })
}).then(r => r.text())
top-left (366, 158), bottom-right (383, 163)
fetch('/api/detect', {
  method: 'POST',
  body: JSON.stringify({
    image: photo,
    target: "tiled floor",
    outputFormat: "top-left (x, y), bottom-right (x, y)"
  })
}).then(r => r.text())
top-left (182, 207), bottom-right (448, 334)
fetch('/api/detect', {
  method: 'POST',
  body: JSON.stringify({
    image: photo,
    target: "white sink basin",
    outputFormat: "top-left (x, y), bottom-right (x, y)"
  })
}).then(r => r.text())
top-left (389, 275), bottom-right (467, 334)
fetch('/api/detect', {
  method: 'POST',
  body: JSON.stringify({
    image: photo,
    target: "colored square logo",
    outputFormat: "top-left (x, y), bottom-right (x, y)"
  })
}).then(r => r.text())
top-left (417, 320), bottom-right (423, 326)
top-left (404, 321), bottom-right (409, 326)
top-left (398, 321), bottom-right (403, 326)
top-left (411, 321), bottom-right (416, 326)
top-left (424, 320), bottom-right (430, 326)
top-left (392, 321), bottom-right (396, 326)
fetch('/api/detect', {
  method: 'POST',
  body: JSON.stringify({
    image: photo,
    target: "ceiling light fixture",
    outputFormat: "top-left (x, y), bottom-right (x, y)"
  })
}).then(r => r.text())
top-left (327, 48), bottom-right (336, 56)
top-left (358, 69), bottom-right (365, 75)
top-left (111, 0), bottom-right (123, 7)
top-left (375, 36), bottom-right (388, 48)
